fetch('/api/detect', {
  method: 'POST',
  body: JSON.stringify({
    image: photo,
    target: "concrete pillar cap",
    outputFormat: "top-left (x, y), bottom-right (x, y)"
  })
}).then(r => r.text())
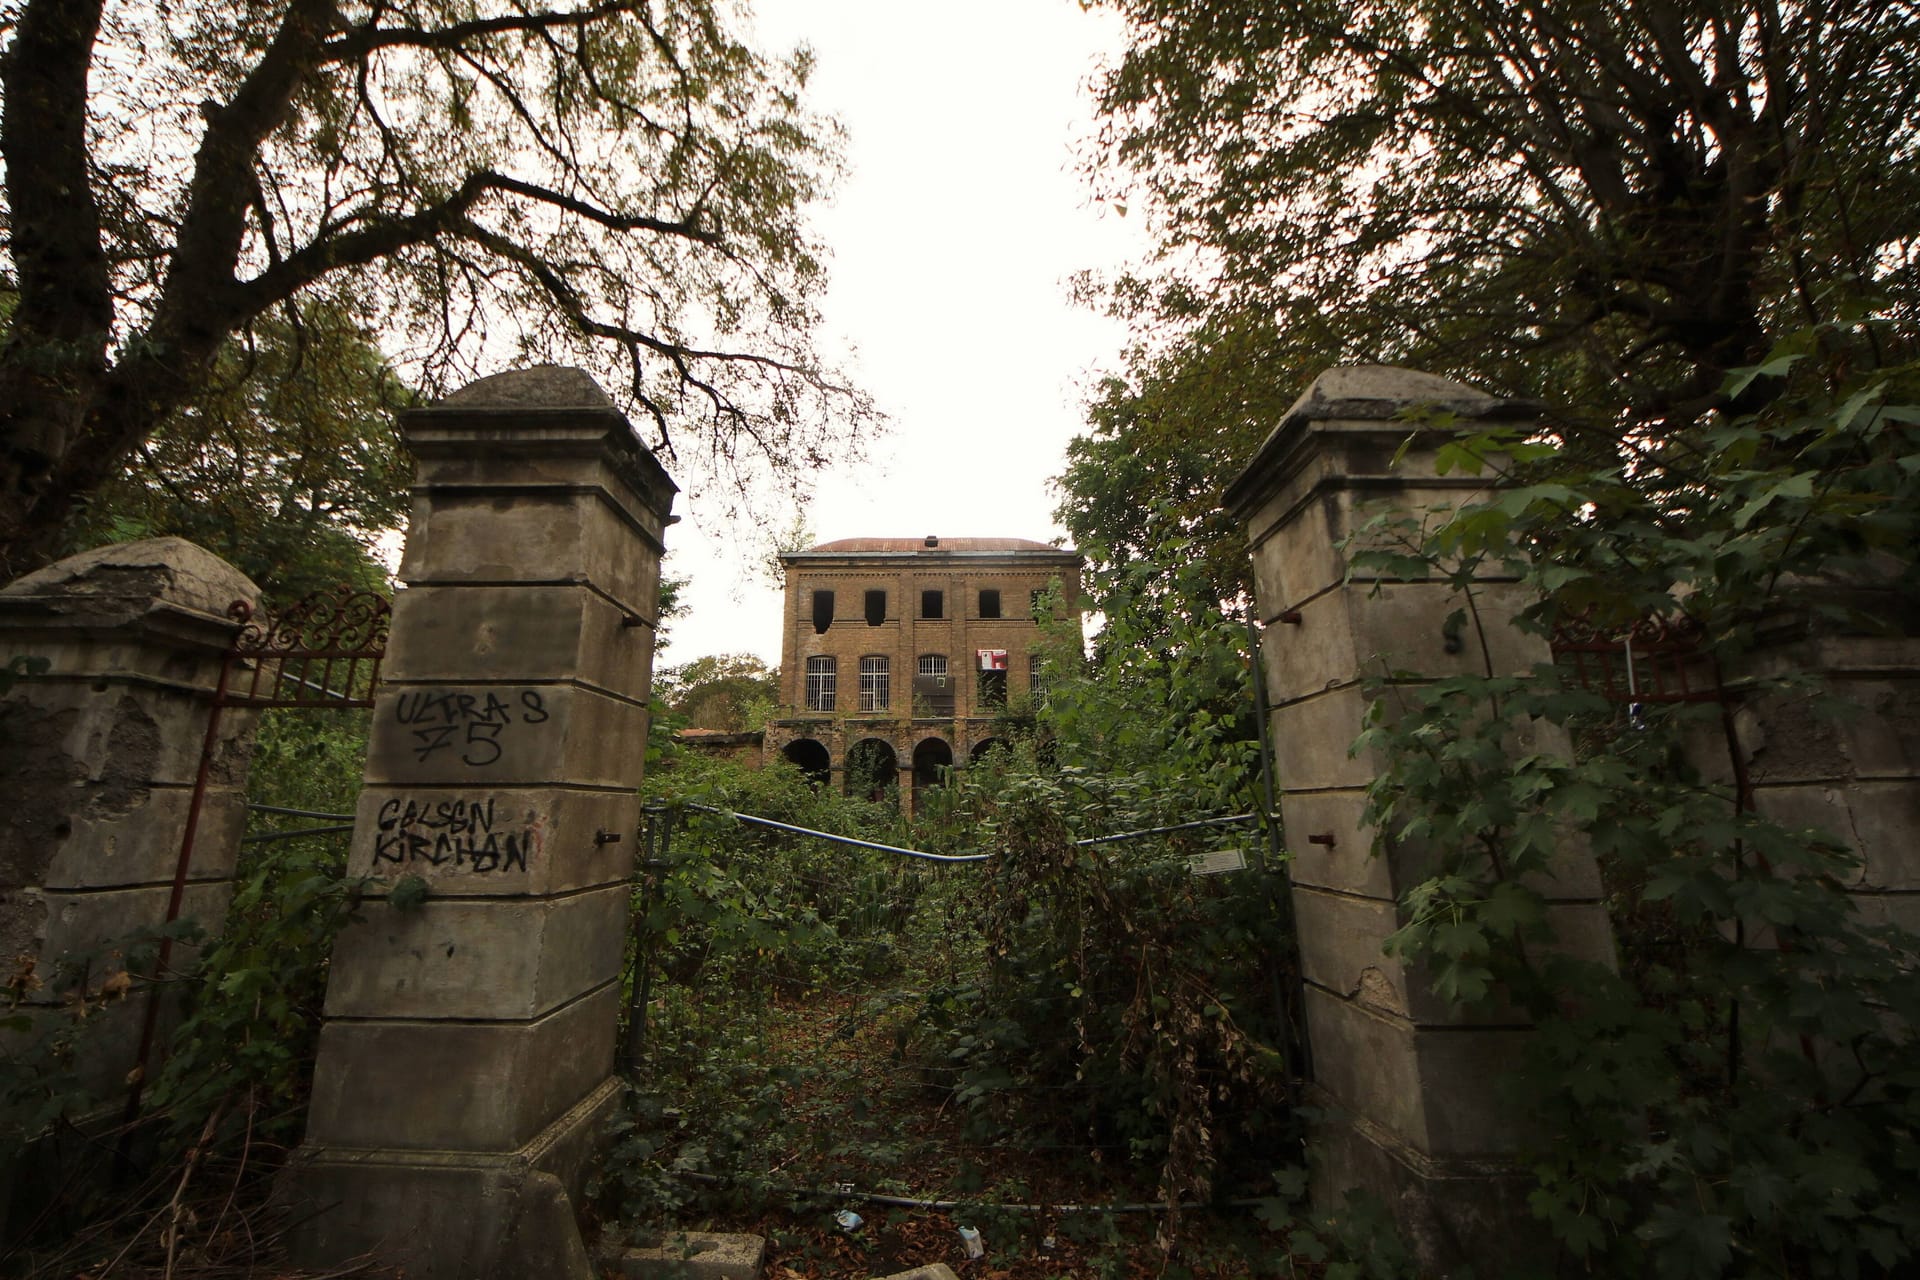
top-left (1281, 365), bottom-right (1501, 423)
top-left (1, 536), bottom-right (260, 623)
top-left (437, 365), bottom-right (615, 410)
top-left (1223, 366), bottom-right (1539, 518)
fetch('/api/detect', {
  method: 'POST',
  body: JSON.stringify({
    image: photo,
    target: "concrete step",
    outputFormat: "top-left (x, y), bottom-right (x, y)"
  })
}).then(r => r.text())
top-left (598, 1232), bottom-right (767, 1280)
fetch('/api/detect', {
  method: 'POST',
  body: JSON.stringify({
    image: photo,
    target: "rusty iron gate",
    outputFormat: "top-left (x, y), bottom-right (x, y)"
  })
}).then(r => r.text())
top-left (130, 587), bottom-right (391, 1109)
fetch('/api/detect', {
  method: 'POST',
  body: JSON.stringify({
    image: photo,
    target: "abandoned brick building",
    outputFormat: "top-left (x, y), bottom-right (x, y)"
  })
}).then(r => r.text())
top-left (763, 535), bottom-right (1081, 812)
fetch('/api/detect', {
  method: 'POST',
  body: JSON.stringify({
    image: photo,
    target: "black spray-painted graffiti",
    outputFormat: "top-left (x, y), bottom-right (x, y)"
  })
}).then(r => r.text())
top-left (372, 796), bottom-right (546, 874)
top-left (393, 689), bottom-right (549, 766)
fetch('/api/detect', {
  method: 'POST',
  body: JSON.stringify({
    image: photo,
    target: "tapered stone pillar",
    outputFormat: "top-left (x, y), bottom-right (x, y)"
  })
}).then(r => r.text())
top-left (0, 538), bottom-right (260, 1101)
top-left (285, 367), bottom-right (674, 1279)
top-left (1224, 367), bottom-right (1615, 1272)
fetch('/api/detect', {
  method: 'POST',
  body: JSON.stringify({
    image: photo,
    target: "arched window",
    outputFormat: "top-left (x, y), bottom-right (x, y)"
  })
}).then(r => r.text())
top-left (846, 738), bottom-right (899, 805)
top-left (912, 737), bottom-right (954, 792)
top-left (782, 738), bottom-right (831, 786)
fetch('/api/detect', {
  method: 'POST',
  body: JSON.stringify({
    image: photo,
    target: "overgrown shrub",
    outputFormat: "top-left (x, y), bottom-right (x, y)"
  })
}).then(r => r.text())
top-left (144, 710), bottom-right (373, 1142)
top-left (903, 544), bottom-right (1302, 1223)
top-left (598, 745), bottom-right (950, 1222)
top-left (914, 759), bottom-right (1296, 1219)
top-left (1352, 350), bottom-right (1920, 1275)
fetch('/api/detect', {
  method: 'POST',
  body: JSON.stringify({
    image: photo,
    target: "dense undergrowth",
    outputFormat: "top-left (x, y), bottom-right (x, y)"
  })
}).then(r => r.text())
top-left (597, 589), bottom-right (1311, 1267)
top-left (9, 352), bottom-right (1920, 1280)
top-left (1, 709), bottom-right (377, 1278)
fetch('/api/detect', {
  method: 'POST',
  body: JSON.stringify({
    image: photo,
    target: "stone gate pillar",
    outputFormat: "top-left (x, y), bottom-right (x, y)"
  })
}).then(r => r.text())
top-left (0, 538), bottom-right (260, 1102)
top-left (285, 368), bottom-right (674, 1279)
top-left (1223, 368), bottom-right (1615, 1271)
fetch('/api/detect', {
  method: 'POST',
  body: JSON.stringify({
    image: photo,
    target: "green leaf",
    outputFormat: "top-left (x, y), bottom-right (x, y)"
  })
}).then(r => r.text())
top-left (388, 874), bottom-right (430, 912)
top-left (1732, 471), bottom-right (1816, 529)
top-left (1726, 354), bottom-right (1804, 399)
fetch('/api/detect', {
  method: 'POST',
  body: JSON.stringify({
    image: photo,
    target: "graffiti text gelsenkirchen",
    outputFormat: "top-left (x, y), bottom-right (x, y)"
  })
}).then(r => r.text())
top-left (393, 689), bottom-right (550, 766)
top-left (372, 796), bottom-right (544, 874)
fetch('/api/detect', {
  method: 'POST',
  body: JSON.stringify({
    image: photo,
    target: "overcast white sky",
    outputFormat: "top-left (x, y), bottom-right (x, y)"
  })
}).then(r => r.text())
top-left (659, 0), bottom-right (1145, 668)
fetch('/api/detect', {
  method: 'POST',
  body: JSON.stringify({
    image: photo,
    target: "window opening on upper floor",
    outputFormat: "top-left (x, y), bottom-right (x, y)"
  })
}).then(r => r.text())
top-left (921, 589), bottom-right (944, 619)
top-left (979, 589), bottom-right (1001, 619)
top-left (812, 589), bottom-right (835, 634)
top-left (865, 589), bottom-right (886, 627)
top-left (859, 655), bottom-right (890, 711)
top-left (805, 655), bottom-right (836, 711)
top-left (914, 653), bottom-right (953, 716)
top-left (977, 649), bottom-right (1008, 708)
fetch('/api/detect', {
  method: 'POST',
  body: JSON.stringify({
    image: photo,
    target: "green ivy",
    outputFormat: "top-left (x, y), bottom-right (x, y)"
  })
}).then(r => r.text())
top-left (1350, 345), bottom-right (1920, 1276)
top-left (147, 709), bottom-right (376, 1141)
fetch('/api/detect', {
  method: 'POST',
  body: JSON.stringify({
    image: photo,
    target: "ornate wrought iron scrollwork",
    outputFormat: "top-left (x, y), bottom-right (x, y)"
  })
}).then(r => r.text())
top-left (232, 586), bottom-right (391, 657)
top-left (219, 586), bottom-right (391, 708)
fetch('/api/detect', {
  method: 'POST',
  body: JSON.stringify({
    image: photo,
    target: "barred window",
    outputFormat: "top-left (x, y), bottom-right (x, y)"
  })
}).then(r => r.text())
top-left (917, 654), bottom-right (947, 678)
top-left (805, 656), bottom-right (836, 711)
top-left (859, 655), bottom-right (890, 711)
top-left (1029, 656), bottom-right (1047, 696)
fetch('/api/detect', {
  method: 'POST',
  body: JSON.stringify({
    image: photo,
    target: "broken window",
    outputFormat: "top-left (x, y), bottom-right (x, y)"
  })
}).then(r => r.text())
top-left (979, 589), bottom-right (1001, 618)
top-left (805, 655), bottom-right (836, 711)
top-left (865, 589), bottom-right (886, 627)
top-left (921, 589), bottom-right (944, 619)
top-left (913, 653), bottom-right (953, 715)
top-left (976, 649), bottom-right (1008, 708)
top-left (859, 655), bottom-right (890, 711)
top-left (812, 589), bottom-right (835, 634)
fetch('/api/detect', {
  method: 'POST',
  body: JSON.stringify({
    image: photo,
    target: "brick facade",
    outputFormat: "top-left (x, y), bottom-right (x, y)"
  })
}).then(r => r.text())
top-left (763, 536), bottom-right (1081, 814)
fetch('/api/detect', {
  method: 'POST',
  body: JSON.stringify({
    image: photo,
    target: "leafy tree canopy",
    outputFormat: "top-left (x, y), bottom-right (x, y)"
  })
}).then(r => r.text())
top-left (1088, 0), bottom-right (1920, 415)
top-left (1056, 307), bottom-right (1300, 608)
top-left (1061, 0), bottom-right (1920, 605)
top-left (0, 0), bottom-right (876, 579)
top-left (656, 650), bottom-right (778, 732)
top-left (60, 302), bottom-right (412, 602)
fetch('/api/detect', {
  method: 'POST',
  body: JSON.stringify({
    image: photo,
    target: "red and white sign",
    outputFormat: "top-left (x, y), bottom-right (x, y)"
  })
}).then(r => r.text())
top-left (976, 649), bottom-right (1008, 671)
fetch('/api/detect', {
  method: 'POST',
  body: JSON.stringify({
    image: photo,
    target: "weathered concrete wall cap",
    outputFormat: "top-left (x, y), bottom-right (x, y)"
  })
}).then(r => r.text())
top-left (437, 366), bottom-right (616, 410)
top-left (1282, 365), bottom-right (1499, 423)
top-left (1, 536), bottom-right (260, 619)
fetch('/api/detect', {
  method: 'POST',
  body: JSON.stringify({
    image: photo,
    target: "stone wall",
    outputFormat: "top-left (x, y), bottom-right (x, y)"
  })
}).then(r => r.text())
top-left (0, 538), bottom-right (260, 1104)
top-left (1226, 364), bottom-right (1920, 1274)
top-left (1734, 634), bottom-right (1920, 934)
